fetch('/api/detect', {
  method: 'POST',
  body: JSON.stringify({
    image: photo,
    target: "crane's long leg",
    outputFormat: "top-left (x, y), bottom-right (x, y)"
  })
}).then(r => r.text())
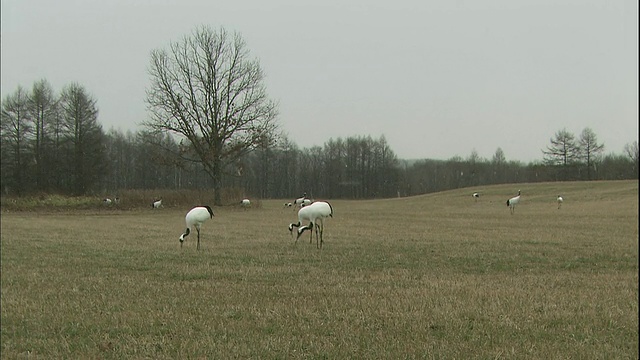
top-left (316, 219), bottom-right (324, 249)
top-left (196, 226), bottom-right (201, 250)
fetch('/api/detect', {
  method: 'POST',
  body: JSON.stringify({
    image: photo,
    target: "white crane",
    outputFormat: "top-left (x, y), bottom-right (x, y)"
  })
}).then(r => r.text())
top-left (103, 198), bottom-right (112, 205)
top-left (241, 199), bottom-right (251, 208)
top-left (557, 195), bottom-right (563, 209)
top-left (289, 201), bottom-right (333, 249)
top-left (179, 205), bottom-right (214, 250)
top-left (152, 199), bottom-right (162, 209)
top-left (506, 190), bottom-right (521, 215)
top-left (472, 192), bottom-right (480, 202)
top-left (292, 192), bottom-right (309, 210)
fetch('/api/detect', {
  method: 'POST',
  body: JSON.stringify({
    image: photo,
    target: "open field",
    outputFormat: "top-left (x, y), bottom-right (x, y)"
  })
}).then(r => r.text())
top-left (1, 181), bottom-right (638, 359)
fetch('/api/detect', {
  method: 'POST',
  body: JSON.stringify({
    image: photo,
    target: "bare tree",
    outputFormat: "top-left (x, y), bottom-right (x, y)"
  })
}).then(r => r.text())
top-left (492, 147), bottom-right (506, 165)
top-left (577, 127), bottom-right (604, 180)
top-left (28, 79), bottom-right (57, 191)
top-left (59, 83), bottom-right (106, 195)
top-left (543, 128), bottom-right (579, 166)
top-left (490, 147), bottom-right (507, 182)
top-left (145, 25), bottom-right (279, 205)
top-left (1, 86), bottom-right (32, 195)
top-left (624, 141), bottom-right (639, 176)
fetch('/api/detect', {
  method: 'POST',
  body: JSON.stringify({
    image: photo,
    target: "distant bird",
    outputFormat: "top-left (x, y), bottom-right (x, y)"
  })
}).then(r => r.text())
top-left (472, 192), bottom-right (480, 202)
top-left (179, 205), bottom-right (214, 250)
top-left (283, 202), bottom-right (293, 208)
top-left (103, 198), bottom-right (112, 205)
top-left (241, 198), bottom-right (251, 209)
top-left (152, 199), bottom-right (162, 209)
top-left (289, 201), bottom-right (333, 249)
top-left (301, 198), bottom-right (313, 207)
top-left (506, 190), bottom-right (521, 215)
top-left (557, 195), bottom-right (563, 209)
top-left (113, 197), bottom-right (120, 205)
top-left (292, 192), bottom-right (309, 210)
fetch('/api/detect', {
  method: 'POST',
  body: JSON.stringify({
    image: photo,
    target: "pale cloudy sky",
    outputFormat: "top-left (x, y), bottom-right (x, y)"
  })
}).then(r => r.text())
top-left (2, 0), bottom-right (638, 162)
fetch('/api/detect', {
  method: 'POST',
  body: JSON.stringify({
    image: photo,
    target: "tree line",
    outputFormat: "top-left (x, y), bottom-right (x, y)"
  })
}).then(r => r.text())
top-left (1, 78), bottom-right (637, 200)
top-left (2, 25), bottom-right (638, 201)
top-left (1, 80), bottom-right (106, 196)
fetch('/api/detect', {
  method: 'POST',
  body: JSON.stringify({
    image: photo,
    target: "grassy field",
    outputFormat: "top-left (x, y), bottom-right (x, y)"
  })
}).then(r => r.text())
top-left (1, 181), bottom-right (638, 359)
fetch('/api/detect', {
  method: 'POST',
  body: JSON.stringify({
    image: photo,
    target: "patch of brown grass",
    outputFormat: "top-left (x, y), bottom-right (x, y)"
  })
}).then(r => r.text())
top-left (1, 181), bottom-right (637, 358)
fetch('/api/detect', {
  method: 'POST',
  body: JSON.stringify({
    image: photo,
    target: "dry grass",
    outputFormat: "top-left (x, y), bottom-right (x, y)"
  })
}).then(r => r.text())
top-left (1, 181), bottom-right (638, 359)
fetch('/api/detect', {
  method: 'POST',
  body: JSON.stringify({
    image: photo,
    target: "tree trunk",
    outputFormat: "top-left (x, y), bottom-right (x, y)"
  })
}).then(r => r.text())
top-left (213, 156), bottom-right (222, 206)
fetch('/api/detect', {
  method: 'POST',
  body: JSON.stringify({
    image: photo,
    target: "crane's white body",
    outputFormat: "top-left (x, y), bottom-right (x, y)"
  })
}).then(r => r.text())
top-left (103, 198), bottom-right (112, 205)
top-left (288, 201), bottom-right (333, 249)
top-left (557, 195), bottom-right (563, 209)
top-left (472, 192), bottom-right (480, 202)
top-left (241, 199), bottom-right (251, 208)
top-left (506, 190), bottom-right (521, 214)
top-left (179, 205), bottom-right (214, 250)
top-left (152, 199), bottom-right (162, 209)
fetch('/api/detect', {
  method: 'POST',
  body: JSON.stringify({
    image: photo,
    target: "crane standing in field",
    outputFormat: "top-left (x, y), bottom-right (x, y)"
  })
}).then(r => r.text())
top-left (557, 195), bottom-right (563, 209)
top-left (241, 198), bottom-right (251, 209)
top-left (506, 190), bottom-right (521, 215)
top-left (179, 205), bottom-right (214, 250)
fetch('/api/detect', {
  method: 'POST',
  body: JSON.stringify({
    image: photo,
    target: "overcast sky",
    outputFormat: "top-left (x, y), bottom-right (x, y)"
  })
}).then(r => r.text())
top-left (2, 0), bottom-right (638, 162)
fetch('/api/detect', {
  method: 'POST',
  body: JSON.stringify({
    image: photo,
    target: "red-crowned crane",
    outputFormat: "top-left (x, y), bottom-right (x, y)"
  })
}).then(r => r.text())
top-left (292, 192), bottom-right (311, 210)
top-left (152, 199), bottom-right (163, 209)
top-left (557, 195), bottom-right (563, 209)
top-left (506, 190), bottom-right (521, 215)
top-left (179, 205), bottom-right (214, 250)
top-left (289, 201), bottom-right (333, 249)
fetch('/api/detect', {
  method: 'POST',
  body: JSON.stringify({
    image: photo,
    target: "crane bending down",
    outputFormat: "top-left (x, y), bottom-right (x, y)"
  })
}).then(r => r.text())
top-left (506, 190), bottom-right (521, 215)
top-left (179, 205), bottom-right (214, 250)
top-left (289, 201), bottom-right (333, 249)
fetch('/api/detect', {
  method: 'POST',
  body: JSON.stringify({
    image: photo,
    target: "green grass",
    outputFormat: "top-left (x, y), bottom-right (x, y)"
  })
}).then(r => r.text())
top-left (1, 181), bottom-right (638, 359)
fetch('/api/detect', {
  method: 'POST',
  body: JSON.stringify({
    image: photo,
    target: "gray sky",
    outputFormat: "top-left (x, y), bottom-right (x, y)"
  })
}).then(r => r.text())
top-left (2, 0), bottom-right (638, 162)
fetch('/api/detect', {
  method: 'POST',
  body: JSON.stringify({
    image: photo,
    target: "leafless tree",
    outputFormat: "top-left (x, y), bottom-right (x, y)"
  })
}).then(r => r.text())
top-left (1, 86), bottom-right (32, 195)
top-left (144, 25), bottom-right (279, 205)
top-left (543, 128), bottom-right (579, 166)
top-left (577, 127), bottom-right (604, 180)
top-left (59, 83), bottom-right (106, 195)
top-left (624, 141), bottom-right (639, 176)
top-left (28, 79), bottom-right (57, 191)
